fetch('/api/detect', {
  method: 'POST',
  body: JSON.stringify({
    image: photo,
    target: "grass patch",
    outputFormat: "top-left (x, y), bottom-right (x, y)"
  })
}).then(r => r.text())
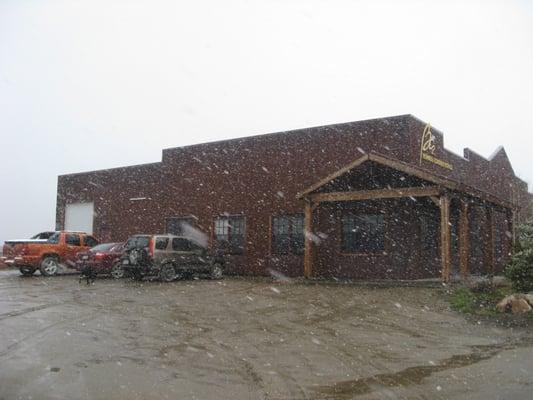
top-left (450, 287), bottom-right (513, 316)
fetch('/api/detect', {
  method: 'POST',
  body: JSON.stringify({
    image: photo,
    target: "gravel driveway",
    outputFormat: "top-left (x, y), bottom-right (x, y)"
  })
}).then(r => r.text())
top-left (0, 269), bottom-right (532, 400)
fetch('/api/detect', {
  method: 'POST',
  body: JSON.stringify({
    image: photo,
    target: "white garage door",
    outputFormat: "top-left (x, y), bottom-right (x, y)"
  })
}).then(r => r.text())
top-left (64, 202), bottom-right (94, 234)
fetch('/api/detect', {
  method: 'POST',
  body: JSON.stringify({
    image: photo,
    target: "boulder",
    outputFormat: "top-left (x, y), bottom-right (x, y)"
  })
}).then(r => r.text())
top-left (522, 293), bottom-right (533, 307)
top-left (511, 298), bottom-right (532, 314)
top-left (496, 295), bottom-right (516, 313)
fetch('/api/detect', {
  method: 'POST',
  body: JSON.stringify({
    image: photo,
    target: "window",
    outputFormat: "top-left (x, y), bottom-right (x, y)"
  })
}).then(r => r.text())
top-left (84, 236), bottom-right (98, 247)
top-left (155, 237), bottom-right (169, 250)
top-left (32, 232), bottom-right (55, 240)
top-left (272, 214), bottom-right (304, 255)
top-left (172, 237), bottom-right (191, 251)
top-left (342, 214), bottom-right (385, 253)
top-left (66, 234), bottom-right (81, 246)
top-left (215, 215), bottom-right (245, 254)
top-left (166, 217), bottom-right (196, 235)
top-left (126, 236), bottom-right (150, 250)
top-left (47, 233), bottom-right (60, 244)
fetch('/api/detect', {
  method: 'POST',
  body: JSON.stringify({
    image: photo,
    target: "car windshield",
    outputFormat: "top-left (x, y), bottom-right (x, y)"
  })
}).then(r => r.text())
top-left (125, 236), bottom-right (150, 250)
top-left (90, 243), bottom-right (116, 252)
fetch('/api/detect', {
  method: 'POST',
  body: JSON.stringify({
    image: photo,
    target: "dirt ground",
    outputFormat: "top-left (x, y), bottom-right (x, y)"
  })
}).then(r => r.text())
top-left (0, 269), bottom-right (532, 400)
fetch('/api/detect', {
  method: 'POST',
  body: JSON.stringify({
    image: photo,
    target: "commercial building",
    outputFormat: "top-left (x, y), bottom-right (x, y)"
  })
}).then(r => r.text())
top-left (56, 115), bottom-right (530, 281)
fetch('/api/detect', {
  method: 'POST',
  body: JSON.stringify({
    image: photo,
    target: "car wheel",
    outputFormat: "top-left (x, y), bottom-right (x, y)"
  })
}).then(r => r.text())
top-left (159, 263), bottom-right (176, 282)
top-left (174, 269), bottom-right (185, 281)
top-left (210, 264), bottom-right (224, 280)
top-left (19, 266), bottom-right (35, 276)
top-left (40, 256), bottom-right (59, 276)
top-left (110, 262), bottom-right (125, 279)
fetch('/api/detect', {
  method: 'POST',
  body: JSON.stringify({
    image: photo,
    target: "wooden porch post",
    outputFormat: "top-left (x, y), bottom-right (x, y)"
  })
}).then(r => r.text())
top-left (440, 195), bottom-right (451, 282)
top-left (506, 208), bottom-right (514, 258)
top-left (459, 200), bottom-right (470, 280)
top-left (485, 206), bottom-right (495, 277)
top-left (304, 200), bottom-right (314, 278)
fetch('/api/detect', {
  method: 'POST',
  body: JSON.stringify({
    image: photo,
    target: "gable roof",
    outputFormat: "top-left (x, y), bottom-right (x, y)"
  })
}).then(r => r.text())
top-left (296, 152), bottom-right (458, 198)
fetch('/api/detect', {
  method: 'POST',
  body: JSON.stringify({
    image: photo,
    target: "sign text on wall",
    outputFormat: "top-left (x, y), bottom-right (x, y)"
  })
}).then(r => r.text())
top-left (419, 124), bottom-right (453, 170)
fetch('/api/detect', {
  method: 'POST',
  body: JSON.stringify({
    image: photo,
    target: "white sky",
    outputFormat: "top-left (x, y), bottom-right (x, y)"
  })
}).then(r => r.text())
top-left (0, 0), bottom-right (532, 244)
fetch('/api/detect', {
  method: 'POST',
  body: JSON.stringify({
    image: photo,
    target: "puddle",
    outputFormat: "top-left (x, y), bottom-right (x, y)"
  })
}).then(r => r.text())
top-left (311, 342), bottom-right (519, 399)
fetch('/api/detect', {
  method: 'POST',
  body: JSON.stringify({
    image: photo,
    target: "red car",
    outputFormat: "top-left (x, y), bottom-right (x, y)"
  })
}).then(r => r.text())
top-left (75, 242), bottom-right (125, 279)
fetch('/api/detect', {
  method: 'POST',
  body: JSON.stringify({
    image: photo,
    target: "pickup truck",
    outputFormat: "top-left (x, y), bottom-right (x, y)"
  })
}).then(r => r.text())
top-left (13, 231), bottom-right (99, 276)
top-left (1, 231), bottom-right (57, 267)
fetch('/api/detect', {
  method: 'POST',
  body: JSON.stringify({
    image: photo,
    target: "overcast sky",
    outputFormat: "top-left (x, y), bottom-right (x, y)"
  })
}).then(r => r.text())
top-left (1, 0), bottom-right (532, 244)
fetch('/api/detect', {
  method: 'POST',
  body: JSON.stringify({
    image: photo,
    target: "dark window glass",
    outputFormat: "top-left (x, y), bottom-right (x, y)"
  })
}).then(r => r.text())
top-left (84, 236), bottom-right (98, 247)
top-left (166, 217), bottom-right (195, 235)
top-left (272, 214), bottom-right (304, 255)
top-left (66, 234), bottom-right (81, 246)
top-left (155, 237), bottom-right (169, 250)
top-left (32, 232), bottom-right (55, 240)
top-left (215, 216), bottom-right (245, 254)
top-left (342, 214), bottom-right (385, 253)
top-left (172, 237), bottom-right (192, 252)
top-left (47, 233), bottom-right (60, 244)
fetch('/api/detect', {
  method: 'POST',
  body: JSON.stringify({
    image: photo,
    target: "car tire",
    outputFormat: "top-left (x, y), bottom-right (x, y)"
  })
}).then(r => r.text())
top-left (110, 262), bottom-right (125, 279)
top-left (174, 269), bottom-right (185, 281)
top-left (40, 256), bottom-right (59, 276)
top-left (159, 263), bottom-right (176, 282)
top-left (19, 266), bottom-right (35, 276)
top-left (210, 264), bottom-right (224, 280)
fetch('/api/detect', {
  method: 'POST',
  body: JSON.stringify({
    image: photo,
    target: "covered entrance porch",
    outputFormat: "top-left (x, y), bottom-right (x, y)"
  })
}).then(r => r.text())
top-left (297, 153), bottom-right (514, 282)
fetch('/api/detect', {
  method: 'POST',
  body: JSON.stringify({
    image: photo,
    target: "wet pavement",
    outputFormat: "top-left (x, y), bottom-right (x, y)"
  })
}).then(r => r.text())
top-left (0, 269), bottom-right (532, 400)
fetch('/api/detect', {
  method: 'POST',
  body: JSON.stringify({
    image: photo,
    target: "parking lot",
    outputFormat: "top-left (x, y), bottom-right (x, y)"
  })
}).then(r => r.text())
top-left (1, 269), bottom-right (532, 400)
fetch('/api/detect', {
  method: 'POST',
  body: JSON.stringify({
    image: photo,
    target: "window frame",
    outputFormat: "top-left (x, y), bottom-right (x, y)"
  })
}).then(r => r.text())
top-left (214, 215), bottom-right (246, 255)
top-left (271, 214), bottom-right (305, 256)
top-left (340, 212), bottom-right (387, 255)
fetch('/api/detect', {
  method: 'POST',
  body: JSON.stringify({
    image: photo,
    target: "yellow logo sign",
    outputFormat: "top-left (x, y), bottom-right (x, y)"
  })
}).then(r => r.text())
top-left (419, 124), bottom-right (453, 170)
top-left (421, 124), bottom-right (436, 155)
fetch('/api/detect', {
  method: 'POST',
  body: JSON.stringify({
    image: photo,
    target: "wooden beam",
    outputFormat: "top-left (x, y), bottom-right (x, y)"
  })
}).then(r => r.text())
top-left (297, 154), bottom-right (369, 198)
top-left (440, 195), bottom-right (451, 282)
top-left (459, 200), bottom-right (470, 280)
top-left (368, 154), bottom-right (458, 190)
top-left (429, 196), bottom-right (440, 207)
top-left (310, 186), bottom-right (441, 203)
top-left (485, 207), bottom-right (495, 277)
top-left (303, 200), bottom-right (314, 278)
top-left (504, 208), bottom-right (514, 265)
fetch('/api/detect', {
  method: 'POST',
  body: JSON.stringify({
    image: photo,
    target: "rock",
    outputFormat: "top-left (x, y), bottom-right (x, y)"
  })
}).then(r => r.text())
top-left (523, 293), bottom-right (533, 307)
top-left (511, 298), bottom-right (532, 314)
top-left (496, 295), bottom-right (516, 313)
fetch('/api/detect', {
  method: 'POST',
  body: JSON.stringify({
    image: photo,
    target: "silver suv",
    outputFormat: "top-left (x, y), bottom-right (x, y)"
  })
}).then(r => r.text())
top-left (121, 234), bottom-right (225, 282)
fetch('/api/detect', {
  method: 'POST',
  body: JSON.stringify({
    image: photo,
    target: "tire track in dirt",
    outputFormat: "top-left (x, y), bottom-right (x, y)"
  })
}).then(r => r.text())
top-left (0, 303), bottom-right (59, 321)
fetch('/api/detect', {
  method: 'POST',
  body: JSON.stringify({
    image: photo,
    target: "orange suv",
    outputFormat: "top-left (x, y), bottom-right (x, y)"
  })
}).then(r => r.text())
top-left (13, 231), bottom-right (98, 276)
